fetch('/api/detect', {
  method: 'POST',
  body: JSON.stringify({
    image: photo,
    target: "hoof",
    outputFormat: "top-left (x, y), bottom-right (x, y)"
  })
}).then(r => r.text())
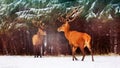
top-left (40, 56), bottom-right (42, 58)
top-left (75, 58), bottom-right (78, 61)
top-left (72, 58), bottom-right (78, 61)
top-left (81, 59), bottom-right (84, 61)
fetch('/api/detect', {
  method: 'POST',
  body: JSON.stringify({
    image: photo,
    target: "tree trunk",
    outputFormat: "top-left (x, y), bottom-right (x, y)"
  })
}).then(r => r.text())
top-left (1, 37), bottom-right (8, 55)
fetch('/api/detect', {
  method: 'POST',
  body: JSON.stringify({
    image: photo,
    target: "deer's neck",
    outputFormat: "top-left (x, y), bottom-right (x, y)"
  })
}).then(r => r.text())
top-left (64, 26), bottom-right (70, 40)
top-left (36, 32), bottom-right (41, 38)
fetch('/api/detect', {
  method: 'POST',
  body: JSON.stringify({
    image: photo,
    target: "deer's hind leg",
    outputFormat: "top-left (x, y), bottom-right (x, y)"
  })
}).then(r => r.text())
top-left (79, 47), bottom-right (85, 61)
top-left (87, 45), bottom-right (94, 61)
top-left (39, 45), bottom-right (42, 58)
top-left (78, 41), bottom-right (86, 61)
top-left (79, 42), bottom-right (86, 61)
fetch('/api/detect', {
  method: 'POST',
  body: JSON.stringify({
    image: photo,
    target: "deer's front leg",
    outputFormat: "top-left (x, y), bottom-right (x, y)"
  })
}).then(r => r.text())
top-left (72, 46), bottom-right (78, 61)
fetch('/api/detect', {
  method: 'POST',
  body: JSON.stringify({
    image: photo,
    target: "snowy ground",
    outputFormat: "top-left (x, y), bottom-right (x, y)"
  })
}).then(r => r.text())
top-left (0, 55), bottom-right (120, 68)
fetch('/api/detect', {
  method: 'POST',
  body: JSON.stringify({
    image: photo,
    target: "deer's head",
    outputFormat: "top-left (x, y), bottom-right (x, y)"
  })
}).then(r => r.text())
top-left (57, 6), bottom-right (84, 32)
top-left (57, 7), bottom-right (79, 32)
top-left (32, 19), bottom-right (47, 36)
top-left (37, 28), bottom-right (46, 36)
top-left (57, 21), bottom-right (70, 32)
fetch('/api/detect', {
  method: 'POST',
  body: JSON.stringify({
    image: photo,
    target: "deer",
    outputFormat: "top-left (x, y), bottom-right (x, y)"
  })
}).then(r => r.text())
top-left (32, 20), bottom-right (46, 58)
top-left (57, 7), bottom-right (94, 61)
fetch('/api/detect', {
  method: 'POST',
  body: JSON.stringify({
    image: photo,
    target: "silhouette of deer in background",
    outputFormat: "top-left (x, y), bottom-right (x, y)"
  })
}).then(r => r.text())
top-left (57, 7), bottom-right (94, 61)
top-left (32, 20), bottom-right (46, 58)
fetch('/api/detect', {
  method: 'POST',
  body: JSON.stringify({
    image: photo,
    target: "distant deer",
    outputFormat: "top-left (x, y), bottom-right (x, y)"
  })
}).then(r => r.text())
top-left (57, 7), bottom-right (94, 61)
top-left (32, 20), bottom-right (46, 58)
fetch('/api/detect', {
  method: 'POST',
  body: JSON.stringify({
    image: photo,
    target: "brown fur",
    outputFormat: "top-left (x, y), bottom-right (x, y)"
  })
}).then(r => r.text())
top-left (32, 28), bottom-right (46, 58)
top-left (58, 22), bottom-right (94, 61)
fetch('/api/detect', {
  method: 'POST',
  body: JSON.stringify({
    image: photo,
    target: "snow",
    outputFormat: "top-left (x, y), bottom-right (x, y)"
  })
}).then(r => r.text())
top-left (115, 6), bottom-right (120, 13)
top-left (89, 0), bottom-right (97, 10)
top-left (15, 7), bottom-right (53, 19)
top-left (86, 11), bottom-right (96, 21)
top-left (0, 55), bottom-right (120, 68)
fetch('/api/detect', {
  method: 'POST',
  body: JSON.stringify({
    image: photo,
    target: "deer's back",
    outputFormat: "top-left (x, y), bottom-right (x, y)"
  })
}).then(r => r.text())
top-left (68, 31), bottom-right (91, 46)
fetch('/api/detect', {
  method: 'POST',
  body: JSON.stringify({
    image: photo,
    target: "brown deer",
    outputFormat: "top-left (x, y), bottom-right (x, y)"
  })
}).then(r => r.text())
top-left (32, 20), bottom-right (46, 58)
top-left (57, 7), bottom-right (94, 61)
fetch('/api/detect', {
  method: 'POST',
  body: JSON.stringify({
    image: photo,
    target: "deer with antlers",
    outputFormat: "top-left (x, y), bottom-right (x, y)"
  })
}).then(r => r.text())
top-left (32, 20), bottom-right (46, 58)
top-left (57, 7), bottom-right (94, 61)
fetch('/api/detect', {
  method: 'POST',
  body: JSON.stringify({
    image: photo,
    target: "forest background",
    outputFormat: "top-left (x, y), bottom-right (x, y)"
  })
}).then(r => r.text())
top-left (0, 0), bottom-right (120, 55)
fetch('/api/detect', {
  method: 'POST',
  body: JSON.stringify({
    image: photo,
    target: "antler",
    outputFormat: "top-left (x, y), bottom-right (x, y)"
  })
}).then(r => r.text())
top-left (32, 19), bottom-right (46, 30)
top-left (57, 15), bottom-right (66, 23)
top-left (67, 6), bottom-right (84, 22)
top-left (58, 6), bottom-right (84, 23)
top-left (66, 7), bottom-right (78, 19)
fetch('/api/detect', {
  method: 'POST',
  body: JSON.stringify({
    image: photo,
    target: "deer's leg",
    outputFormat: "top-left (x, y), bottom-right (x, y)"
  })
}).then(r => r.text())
top-left (80, 47), bottom-right (85, 61)
top-left (34, 46), bottom-right (37, 58)
top-left (87, 46), bottom-right (94, 61)
top-left (39, 45), bottom-right (42, 58)
top-left (72, 46), bottom-right (78, 61)
top-left (36, 47), bottom-right (39, 58)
